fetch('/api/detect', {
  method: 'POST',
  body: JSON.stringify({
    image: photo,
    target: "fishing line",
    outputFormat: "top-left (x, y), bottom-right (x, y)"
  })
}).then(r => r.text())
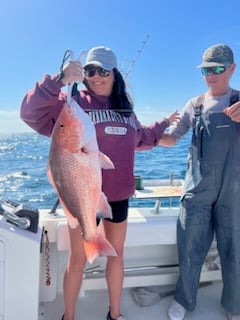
top-left (124, 34), bottom-right (150, 79)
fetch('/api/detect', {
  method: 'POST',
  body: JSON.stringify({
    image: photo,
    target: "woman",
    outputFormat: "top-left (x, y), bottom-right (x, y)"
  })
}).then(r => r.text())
top-left (20, 46), bottom-right (179, 320)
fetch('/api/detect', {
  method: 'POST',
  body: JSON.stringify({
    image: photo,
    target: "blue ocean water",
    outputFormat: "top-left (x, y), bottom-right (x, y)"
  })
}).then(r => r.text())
top-left (0, 132), bottom-right (191, 210)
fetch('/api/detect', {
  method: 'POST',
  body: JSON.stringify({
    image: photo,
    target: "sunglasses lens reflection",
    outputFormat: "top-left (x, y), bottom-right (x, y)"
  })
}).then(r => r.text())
top-left (84, 67), bottom-right (111, 78)
top-left (201, 66), bottom-right (226, 76)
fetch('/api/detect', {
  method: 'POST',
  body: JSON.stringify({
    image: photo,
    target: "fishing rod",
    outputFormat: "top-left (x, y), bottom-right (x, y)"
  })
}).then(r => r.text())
top-left (124, 34), bottom-right (150, 79)
top-left (57, 35), bottom-right (150, 82)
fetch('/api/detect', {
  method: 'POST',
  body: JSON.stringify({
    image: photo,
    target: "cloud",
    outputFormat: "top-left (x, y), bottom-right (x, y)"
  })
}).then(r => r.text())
top-left (0, 110), bottom-right (32, 133)
top-left (0, 105), bottom-right (175, 133)
top-left (136, 105), bottom-right (169, 125)
top-left (0, 110), bottom-right (19, 117)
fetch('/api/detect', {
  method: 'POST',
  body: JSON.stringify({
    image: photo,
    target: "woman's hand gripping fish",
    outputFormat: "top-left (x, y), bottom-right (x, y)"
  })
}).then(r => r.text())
top-left (47, 98), bottom-right (117, 264)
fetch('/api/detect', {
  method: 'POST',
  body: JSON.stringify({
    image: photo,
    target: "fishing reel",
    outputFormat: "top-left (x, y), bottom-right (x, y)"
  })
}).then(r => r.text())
top-left (0, 198), bottom-right (39, 233)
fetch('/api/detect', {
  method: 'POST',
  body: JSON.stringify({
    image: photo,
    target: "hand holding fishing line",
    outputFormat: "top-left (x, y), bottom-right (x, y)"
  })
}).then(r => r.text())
top-left (57, 49), bottom-right (86, 86)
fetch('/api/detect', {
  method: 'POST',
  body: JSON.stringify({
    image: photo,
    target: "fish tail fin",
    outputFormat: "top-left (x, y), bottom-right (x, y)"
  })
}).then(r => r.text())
top-left (84, 233), bottom-right (117, 264)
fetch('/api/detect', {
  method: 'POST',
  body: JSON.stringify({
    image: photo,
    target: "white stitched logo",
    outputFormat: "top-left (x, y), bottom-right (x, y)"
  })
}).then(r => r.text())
top-left (105, 126), bottom-right (127, 135)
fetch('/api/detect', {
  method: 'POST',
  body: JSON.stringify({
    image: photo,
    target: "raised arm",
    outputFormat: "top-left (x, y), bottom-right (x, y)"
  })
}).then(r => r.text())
top-left (158, 133), bottom-right (177, 146)
top-left (20, 60), bottom-right (83, 137)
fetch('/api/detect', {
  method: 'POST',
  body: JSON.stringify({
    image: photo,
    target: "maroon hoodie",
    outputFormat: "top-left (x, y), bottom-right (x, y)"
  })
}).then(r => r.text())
top-left (20, 74), bottom-right (169, 202)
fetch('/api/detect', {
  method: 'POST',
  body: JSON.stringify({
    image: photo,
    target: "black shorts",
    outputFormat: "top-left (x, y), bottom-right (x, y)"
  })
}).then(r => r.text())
top-left (105, 199), bottom-right (129, 223)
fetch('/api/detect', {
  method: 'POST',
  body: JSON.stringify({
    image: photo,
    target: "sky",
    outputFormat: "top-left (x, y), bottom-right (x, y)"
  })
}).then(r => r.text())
top-left (1, 0), bottom-right (240, 133)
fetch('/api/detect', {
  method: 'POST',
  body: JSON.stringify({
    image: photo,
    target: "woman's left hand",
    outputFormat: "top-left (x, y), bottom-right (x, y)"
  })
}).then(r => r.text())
top-left (166, 111), bottom-right (181, 126)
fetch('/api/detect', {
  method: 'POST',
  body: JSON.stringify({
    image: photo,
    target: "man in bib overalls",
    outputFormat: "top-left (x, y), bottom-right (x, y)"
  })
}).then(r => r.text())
top-left (159, 44), bottom-right (240, 320)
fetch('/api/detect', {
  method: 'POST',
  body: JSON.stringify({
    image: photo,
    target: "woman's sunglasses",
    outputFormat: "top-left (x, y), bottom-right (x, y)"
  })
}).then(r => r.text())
top-left (84, 66), bottom-right (111, 78)
top-left (201, 66), bottom-right (227, 76)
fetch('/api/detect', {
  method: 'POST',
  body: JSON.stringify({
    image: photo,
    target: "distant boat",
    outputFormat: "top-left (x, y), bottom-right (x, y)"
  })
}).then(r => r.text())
top-left (0, 178), bottom-right (223, 320)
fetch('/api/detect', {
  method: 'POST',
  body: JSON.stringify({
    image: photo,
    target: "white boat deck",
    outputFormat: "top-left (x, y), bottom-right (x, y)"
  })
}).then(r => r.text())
top-left (38, 206), bottom-right (223, 320)
top-left (42, 281), bottom-right (226, 320)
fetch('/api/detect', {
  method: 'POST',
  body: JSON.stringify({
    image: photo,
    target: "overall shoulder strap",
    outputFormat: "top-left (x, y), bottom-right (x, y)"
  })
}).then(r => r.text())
top-left (195, 90), bottom-right (239, 110)
top-left (195, 93), bottom-right (205, 107)
top-left (194, 93), bottom-right (205, 116)
top-left (230, 89), bottom-right (239, 106)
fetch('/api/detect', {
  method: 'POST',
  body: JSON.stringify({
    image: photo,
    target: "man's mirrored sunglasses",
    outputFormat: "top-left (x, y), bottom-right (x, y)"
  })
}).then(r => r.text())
top-left (201, 66), bottom-right (227, 76)
top-left (84, 66), bottom-right (111, 78)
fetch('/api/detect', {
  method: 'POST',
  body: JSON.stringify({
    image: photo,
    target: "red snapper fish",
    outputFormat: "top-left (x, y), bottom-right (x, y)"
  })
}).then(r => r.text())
top-left (47, 99), bottom-right (116, 264)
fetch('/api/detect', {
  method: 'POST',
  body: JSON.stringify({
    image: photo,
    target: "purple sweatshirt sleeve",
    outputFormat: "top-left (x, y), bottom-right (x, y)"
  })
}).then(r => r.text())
top-left (20, 74), bottom-right (66, 137)
top-left (133, 113), bottom-right (169, 150)
top-left (20, 74), bottom-right (169, 146)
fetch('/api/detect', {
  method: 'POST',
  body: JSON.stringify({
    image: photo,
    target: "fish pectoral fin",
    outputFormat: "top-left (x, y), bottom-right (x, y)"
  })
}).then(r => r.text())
top-left (83, 233), bottom-right (117, 264)
top-left (98, 151), bottom-right (115, 170)
top-left (96, 193), bottom-right (112, 219)
top-left (47, 163), bottom-right (55, 186)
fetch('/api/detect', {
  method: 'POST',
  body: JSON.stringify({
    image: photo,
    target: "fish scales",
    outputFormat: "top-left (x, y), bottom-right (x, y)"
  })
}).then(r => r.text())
top-left (47, 100), bottom-right (116, 263)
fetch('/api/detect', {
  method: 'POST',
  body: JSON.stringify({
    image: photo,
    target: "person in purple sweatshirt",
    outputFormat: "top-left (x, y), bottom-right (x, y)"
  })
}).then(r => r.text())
top-left (20, 46), bottom-right (179, 320)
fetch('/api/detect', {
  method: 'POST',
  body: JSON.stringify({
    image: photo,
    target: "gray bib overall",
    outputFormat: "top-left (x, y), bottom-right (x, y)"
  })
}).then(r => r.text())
top-left (175, 91), bottom-right (240, 314)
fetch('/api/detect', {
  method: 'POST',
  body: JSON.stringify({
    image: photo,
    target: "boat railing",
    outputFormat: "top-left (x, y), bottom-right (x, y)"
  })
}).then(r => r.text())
top-left (132, 178), bottom-right (184, 213)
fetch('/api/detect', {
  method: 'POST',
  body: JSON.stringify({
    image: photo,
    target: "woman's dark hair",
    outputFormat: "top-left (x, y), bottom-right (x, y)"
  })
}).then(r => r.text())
top-left (109, 68), bottom-right (133, 117)
top-left (83, 68), bottom-right (134, 117)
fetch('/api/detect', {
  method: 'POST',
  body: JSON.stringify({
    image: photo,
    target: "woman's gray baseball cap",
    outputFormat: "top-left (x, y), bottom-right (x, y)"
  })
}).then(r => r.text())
top-left (84, 46), bottom-right (117, 71)
top-left (197, 44), bottom-right (234, 68)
